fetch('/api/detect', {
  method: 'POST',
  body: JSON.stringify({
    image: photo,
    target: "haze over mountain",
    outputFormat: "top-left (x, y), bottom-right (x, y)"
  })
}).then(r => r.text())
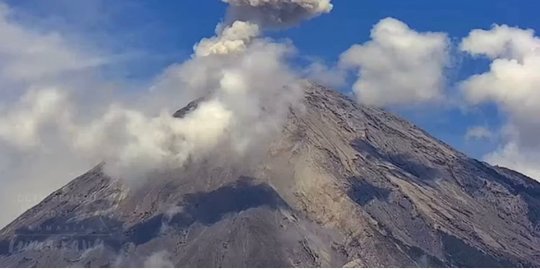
top-left (1, 84), bottom-right (539, 267)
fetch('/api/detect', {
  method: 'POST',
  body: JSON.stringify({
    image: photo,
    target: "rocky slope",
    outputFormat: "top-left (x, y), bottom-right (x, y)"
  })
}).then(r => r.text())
top-left (0, 84), bottom-right (539, 267)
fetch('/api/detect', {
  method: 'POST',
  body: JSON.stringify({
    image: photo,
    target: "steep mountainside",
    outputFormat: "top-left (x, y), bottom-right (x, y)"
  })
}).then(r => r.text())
top-left (1, 84), bottom-right (539, 267)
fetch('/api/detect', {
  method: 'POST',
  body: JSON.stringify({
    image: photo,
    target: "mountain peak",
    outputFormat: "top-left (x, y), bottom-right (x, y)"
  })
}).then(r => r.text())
top-left (1, 85), bottom-right (539, 267)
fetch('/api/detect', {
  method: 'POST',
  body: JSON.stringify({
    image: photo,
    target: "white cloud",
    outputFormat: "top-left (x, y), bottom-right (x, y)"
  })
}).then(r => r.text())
top-left (340, 17), bottom-right (450, 107)
top-left (485, 142), bottom-right (540, 180)
top-left (303, 61), bottom-right (347, 88)
top-left (0, 3), bottom-right (105, 85)
top-left (460, 24), bottom-right (539, 60)
top-left (460, 24), bottom-right (540, 180)
top-left (0, 88), bottom-right (71, 148)
top-left (465, 125), bottom-right (494, 141)
top-left (0, 3), bottom-right (111, 226)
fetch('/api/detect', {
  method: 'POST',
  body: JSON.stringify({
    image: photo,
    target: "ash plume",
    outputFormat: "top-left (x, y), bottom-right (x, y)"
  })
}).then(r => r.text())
top-left (223, 0), bottom-right (333, 27)
top-left (195, 21), bottom-right (260, 57)
top-left (0, 0), bottom-right (334, 226)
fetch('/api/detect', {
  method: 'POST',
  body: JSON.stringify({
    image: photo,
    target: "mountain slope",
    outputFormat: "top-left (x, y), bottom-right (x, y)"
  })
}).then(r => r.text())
top-left (0, 84), bottom-right (539, 267)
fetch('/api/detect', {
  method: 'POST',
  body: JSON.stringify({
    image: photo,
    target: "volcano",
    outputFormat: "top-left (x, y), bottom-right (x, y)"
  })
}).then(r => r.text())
top-left (0, 84), bottom-right (539, 267)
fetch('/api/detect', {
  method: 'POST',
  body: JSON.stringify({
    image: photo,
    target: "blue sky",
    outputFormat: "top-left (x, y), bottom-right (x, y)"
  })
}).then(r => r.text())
top-left (2, 0), bottom-right (539, 159)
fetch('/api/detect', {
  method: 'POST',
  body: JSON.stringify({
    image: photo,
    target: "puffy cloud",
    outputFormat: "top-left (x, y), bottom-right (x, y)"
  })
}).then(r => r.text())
top-left (460, 25), bottom-right (540, 116)
top-left (303, 61), bottom-right (347, 89)
top-left (0, 88), bottom-right (71, 148)
top-left (224, 0), bottom-right (332, 27)
top-left (460, 24), bottom-right (539, 60)
top-left (460, 25), bottom-right (540, 180)
top-left (340, 17), bottom-right (450, 107)
top-left (465, 126), bottom-right (494, 141)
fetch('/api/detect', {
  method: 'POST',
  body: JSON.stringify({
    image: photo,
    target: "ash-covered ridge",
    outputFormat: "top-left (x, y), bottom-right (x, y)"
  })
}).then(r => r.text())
top-left (0, 84), bottom-right (539, 267)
